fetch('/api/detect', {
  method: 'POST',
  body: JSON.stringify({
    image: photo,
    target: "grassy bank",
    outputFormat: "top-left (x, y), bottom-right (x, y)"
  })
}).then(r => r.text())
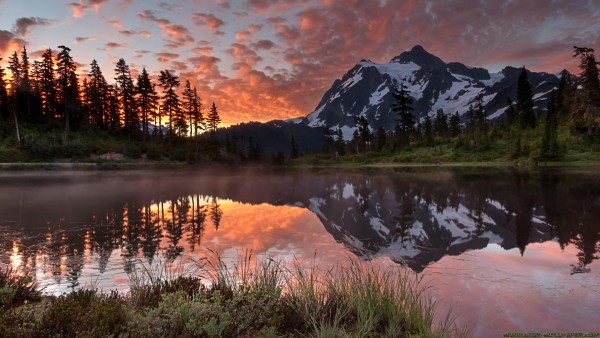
top-left (0, 253), bottom-right (470, 337)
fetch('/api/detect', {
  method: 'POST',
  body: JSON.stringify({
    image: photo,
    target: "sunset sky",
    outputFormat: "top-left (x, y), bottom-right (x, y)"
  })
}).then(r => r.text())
top-left (1, 0), bottom-right (599, 126)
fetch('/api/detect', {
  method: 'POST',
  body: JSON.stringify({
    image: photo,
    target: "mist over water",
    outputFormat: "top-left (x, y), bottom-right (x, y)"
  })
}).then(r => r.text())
top-left (1, 167), bottom-right (599, 336)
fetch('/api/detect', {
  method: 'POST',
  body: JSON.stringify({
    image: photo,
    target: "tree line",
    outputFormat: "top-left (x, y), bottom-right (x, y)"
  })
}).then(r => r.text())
top-left (321, 46), bottom-right (600, 162)
top-left (0, 45), bottom-right (222, 148)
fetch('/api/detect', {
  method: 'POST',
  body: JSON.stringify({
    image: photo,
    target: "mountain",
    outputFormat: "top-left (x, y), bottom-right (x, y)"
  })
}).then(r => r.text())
top-left (218, 45), bottom-right (561, 152)
top-left (216, 120), bottom-right (327, 155)
top-left (294, 45), bottom-right (559, 140)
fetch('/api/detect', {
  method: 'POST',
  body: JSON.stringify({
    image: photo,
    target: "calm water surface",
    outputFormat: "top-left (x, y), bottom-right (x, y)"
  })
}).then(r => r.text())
top-left (1, 168), bottom-right (599, 336)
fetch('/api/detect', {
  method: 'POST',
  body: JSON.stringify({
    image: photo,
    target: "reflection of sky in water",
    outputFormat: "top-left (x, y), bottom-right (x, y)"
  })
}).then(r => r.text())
top-left (1, 169), bottom-right (599, 335)
top-left (426, 242), bottom-right (600, 337)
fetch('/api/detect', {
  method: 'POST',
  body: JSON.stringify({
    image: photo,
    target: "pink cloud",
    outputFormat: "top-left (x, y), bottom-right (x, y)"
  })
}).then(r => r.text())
top-left (191, 46), bottom-right (214, 55)
top-left (106, 20), bottom-right (124, 28)
top-left (68, 0), bottom-right (109, 18)
top-left (155, 52), bottom-right (180, 64)
top-left (192, 13), bottom-right (225, 37)
top-left (235, 30), bottom-right (251, 41)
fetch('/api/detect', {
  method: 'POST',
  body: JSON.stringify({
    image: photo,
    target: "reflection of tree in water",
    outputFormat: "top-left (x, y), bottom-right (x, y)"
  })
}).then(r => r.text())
top-left (209, 197), bottom-right (223, 231)
top-left (392, 192), bottom-right (415, 247)
top-left (571, 223), bottom-right (599, 274)
top-left (354, 178), bottom-right (371, 214)
top-left (141, 201), bottom-right (161, 261)
top-left (164, 197), bottom-right (186, 261)
top-left (187, 195), bottom-right (207, 252)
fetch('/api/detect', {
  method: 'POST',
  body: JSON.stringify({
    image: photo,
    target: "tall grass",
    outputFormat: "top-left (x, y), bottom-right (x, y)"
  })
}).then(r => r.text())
top-left (0, 251), bottom-right (471, 337)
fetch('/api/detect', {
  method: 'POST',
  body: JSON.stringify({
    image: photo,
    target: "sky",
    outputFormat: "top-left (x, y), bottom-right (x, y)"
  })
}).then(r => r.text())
top-left (1, 0), bottom-right (599, 126)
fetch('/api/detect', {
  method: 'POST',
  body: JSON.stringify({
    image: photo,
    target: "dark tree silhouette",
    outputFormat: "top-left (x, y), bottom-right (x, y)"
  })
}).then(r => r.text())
top-left (392, 79), bottom-right (414, 145)
top-left (434, 108), bottom-right (448, 137)
top-left (207, 101), bottom-right (221, 135)
top-left (39, 49), bottom-right (57, 120)
top-left (85, 59), bottom-right (109, 129)
top-left (572, 46), bottom-right (600, 135)
top-left (158, 70), bottom-right (181, 139)
top-left (7, 51), bottom-right (22, 144)
top-left (0, 57), bottom-right (8, 121)
top-left (114, 58), bottom-right (137, 136)
top-left (517, 67), bottom-right (536, 129)
top-left (56, 45), bottom-right (79, 140)
top-left (136, 67), bottom-right (158, 140)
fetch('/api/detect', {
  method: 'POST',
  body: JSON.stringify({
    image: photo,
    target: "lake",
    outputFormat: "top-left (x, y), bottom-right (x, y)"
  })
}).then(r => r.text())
top-left (1, 167), bottom-right (599, 336)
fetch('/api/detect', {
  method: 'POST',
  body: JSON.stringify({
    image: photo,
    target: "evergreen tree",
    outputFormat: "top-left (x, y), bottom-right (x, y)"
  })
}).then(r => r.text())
top-left (573, 46), bottom-right (600, 135)
top-left (541, 90), bottom-right (560, 160)
top-left (182, 80), bottom-right (203, 137)
top-left (556, 69), bottom-right (575, 120)
top-left (355, 115), bottom-right (371, 152)
top-left (449, 112), bottom-right (461, 137)
top-left (158, 70), bottom-right (181, 139)
top-left (115, 58), bottom-right (138, 136)
top-left (433, 108), bottom-right (448, 137)
top-left (38, 49), bottom-right (57, 120)
top-left (335, 128), bottom-right (345, 156)
top-left (505, 98), bottom-right (517, 126)
top-left (391, 79), bottom-right (414, 145)
top-left (0, 57), bottom-right (9, 121)
top-left (474, 93), bottom-right (487, 134)
top-left (206, 102), bottom-right (221, 134)
top-left (191, 87), bottom-right (204, 137)
top-left (7, 51), bottom-right (22, 144)
top-left (323, 126), bottom-right (335, 153)
top-left (423, 115), bottom-right (433, 146)
top-left (56, 45), bottom-right (80, 139)
top-left (136, 68), bottom-right (158, 140)
top-left (19, 46), bottom-right (33, 121)
top-left (517, 67), bottom-right (536, 129)
top-left (87, 59), bottom-right (108, 129)
top-left (106, 84), bottom-right (121, 131)
top-left (290, 135), bottom-right (299, 158)
top-left (375, 126), bottom-right (387, 151)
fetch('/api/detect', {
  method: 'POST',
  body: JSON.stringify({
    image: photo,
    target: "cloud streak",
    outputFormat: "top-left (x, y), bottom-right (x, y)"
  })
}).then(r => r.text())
top-left (12, 17), bottom-right (51, 36)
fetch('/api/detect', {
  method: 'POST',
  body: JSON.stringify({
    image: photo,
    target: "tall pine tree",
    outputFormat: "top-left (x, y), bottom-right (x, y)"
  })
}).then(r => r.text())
top-left (39, 49), bottom-right (57, 120)
top-left (56, 45), bottom-right (79, 139)
top-left (517, 67), bottom-right (536, 129)
top-left (87, 59), bottom-right (108, 129)
top-left (207, 102), bottom-right (221, 134)
top-left (7, 51), bottom-right (22, 144)
top-left (136, 67), bottom-right (158, 140)
top-left (158, 70), bottom-right (180, 139)
top-left (573, 46), bottom-right (600, 135)
top-left (391, 79), bottom-right (414, 145)
top-left (0, 57), bottom-right (8, 121)
top-left (114, 58), bottom-right (137, 136)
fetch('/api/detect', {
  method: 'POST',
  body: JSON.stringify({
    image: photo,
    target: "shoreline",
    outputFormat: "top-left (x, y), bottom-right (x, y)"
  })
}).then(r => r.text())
top-left (3, 160), bottom-right (600, 171)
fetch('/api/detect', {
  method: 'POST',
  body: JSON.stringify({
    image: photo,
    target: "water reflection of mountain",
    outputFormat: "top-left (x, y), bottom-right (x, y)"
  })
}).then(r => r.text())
top-left (0, 168), bottom-right (599, 283)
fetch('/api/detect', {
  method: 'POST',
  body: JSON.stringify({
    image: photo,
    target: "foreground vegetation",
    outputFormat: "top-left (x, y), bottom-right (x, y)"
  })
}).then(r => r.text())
top-left (0, 253), bottom-right (470, 337)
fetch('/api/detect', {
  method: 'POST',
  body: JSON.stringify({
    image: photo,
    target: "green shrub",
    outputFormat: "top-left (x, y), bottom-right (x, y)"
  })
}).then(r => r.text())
top-left (0, 147), bottom-right (27, 162)
top-left (0, 267), bottom-right (41, 309)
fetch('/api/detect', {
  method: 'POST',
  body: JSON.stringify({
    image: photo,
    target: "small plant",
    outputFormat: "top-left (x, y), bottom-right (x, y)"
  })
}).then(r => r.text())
top-left (0, 266), bottom-right (41, 309)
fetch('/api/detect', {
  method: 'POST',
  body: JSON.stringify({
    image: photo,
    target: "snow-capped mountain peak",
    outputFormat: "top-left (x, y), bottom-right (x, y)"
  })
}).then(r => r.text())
top-left (298, 45), bottom-right (559, 140)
